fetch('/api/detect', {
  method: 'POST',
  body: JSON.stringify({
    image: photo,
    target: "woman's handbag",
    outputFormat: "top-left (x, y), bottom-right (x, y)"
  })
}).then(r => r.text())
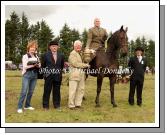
top-left (27, 53), bottom-right (44, 79)
top-left (36, 57), bottom-right (43, 79)
top-left (37, 68), bottom-right (43, 79)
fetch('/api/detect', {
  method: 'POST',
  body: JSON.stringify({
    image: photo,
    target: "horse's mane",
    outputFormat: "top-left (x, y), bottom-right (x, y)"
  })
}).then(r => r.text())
top-left (106, 27), bottom-right (127, 51)
top-left (106, 30), bottom-right (120, 53)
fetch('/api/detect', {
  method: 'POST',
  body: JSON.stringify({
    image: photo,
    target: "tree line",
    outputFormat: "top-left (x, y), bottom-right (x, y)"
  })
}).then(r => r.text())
top-left (5, 12), bottom-right (155, 67)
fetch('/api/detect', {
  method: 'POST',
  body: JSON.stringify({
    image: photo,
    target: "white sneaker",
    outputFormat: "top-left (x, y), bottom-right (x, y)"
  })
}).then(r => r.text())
top-left (24, 107), bottom-right (35, 110)
top-left (17, 109), bottom-right (23, 113)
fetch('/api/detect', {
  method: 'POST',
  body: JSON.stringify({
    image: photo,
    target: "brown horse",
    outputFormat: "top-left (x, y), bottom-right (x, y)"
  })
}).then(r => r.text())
top-left (87, 26), bottom-right (128, 107)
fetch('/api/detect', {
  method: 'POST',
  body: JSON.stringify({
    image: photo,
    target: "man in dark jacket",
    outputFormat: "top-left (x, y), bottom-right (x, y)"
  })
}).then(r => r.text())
top-left (42, 40), bottom-right (64, 110)
top-left (128, 47), bottom-right (147, 106)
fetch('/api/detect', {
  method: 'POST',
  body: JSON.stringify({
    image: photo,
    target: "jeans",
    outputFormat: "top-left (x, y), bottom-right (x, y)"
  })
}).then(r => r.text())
top-left (18, 70), bottom-right (37, 109)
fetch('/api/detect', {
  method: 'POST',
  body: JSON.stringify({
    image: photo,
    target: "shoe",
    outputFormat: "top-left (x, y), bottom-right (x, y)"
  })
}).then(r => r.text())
top-left (17, 109), bottom-right (23, 113)
top-left (137, 103), bottom-right (142, 107)
top-left (24, 107), bottom-right (35, 110)
top-left (83, 96), bottom-right (86, 100)
top-left (69, 107), bottom-right (75, 110)
top-left (43, 108), bottom-right (49, 111)
top-left (56, 107), bottom-right (62, 112)
top-left (75, 106), bottom-right (83, 110)
top-left (129, 102), bottom-right (134, 105)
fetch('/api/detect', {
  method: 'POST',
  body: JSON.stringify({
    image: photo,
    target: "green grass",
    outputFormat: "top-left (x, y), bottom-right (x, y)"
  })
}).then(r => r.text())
top-left (5, 70), bottom-right (155, 123)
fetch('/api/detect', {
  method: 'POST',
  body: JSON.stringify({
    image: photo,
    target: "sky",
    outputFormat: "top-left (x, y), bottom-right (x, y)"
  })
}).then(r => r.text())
top-left (5, 3), bottom-right (158, 41)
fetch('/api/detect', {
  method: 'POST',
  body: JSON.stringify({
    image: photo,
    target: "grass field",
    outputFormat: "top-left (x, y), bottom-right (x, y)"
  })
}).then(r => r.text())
top-left (5, 70), bottom-right (155, 123)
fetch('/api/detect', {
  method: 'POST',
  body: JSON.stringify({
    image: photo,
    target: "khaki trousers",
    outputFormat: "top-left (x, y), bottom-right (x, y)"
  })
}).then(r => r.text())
top-left (68, 75), bottom-right (85, 108)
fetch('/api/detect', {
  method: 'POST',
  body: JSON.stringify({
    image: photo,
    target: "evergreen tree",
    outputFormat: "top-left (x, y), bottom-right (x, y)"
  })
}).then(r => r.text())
top-left (71, 28), bottom-right (80, 42)
top-left (29, 21), bottom-right (40, 41)
top-left (141, 36), bottom-right (147, 50)
top-left (81, 28), bottom-right (88, 48)
top-left (18, 12), bottom-right (30, 58)
top-left (5, 11), bottom-right (20, 64)
top-left (59, 23), bottom-right (72, 61)
top-left (5, 20), bottom-right (11, 60)
top-left (128, 40), bottom-right (136, 58)
top-left (38, 20), bottom-right (54, 54)
top-left (147, 39), bottom-right (155, 67)
top-left (59, 23), bottom-right (80, 61)
top-left (135, 37), bottom-right (142, 47)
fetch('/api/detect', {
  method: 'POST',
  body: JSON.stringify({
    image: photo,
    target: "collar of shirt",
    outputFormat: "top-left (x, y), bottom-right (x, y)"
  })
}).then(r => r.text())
top-left (137, 55), bottom-right (141, 58)
top-left (94, 26), bottom-right (100, 28)
top-left (137, 56), bottom-right (142, 61)
top-left (52, 52), bottom-right (57, 55)
top-left (28, 53), bottom-right (36, 58)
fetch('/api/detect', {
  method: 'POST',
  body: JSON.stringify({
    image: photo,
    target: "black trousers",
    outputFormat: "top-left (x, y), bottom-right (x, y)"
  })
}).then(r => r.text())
top-left (128, 79), bottom-right (144, 105)
top-left (43, 76), bottom-right (61, 108)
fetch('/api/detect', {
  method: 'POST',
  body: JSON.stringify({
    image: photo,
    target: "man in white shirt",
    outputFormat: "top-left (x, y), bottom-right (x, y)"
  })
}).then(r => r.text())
top-left (128, 47), bottom-right (147, 106)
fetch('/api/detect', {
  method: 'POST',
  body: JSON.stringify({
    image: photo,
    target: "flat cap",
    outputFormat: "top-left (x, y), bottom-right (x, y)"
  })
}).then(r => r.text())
top-left (49, 40), bottom-right (59, 46)
top-left (135, 47), bottom-right (144, 52)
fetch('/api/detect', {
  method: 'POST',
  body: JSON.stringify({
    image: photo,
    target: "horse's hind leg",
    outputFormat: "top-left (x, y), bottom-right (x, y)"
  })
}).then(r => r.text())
top-left (109, 76), bottom-right (117, 107)
top-left (95, 75), bottom-right (103, 107)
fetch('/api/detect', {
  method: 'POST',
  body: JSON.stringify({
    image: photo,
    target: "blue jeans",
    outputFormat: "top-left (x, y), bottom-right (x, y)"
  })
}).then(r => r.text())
top-left (18, 70), bottom-right (37, 109)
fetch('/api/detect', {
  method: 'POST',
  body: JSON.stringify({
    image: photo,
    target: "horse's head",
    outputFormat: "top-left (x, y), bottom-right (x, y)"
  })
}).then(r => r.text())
top-left (117, 26), bottom-right (128, 57)
top-left (107, 26), bottom-right (128, 57)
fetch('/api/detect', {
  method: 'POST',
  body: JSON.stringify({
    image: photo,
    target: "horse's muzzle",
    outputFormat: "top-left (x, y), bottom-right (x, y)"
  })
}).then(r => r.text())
top-left (120, 48), bottom-right (128, 57)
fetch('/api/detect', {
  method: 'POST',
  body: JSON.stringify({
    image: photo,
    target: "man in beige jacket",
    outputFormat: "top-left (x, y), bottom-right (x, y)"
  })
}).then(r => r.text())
top-left (68, 40), bottom-right (90, 109)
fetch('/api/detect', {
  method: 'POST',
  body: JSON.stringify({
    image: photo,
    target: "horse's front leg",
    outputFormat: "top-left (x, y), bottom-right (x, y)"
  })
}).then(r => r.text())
top-left (109, 76), bottom-right (117, 107)
top-left (95, 75), bottom-right (103, 107)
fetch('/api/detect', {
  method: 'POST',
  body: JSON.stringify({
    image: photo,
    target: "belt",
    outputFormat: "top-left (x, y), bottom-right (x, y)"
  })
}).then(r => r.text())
top-left (92, 41), bottom-right (101, 44)
top-left (27, 68), bottom-right (38, 72)
top-left (92, 40), bottom-right (104, 44)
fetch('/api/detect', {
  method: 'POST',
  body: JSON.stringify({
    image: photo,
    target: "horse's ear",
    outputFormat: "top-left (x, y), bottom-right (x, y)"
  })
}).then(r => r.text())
top-left (125, 27), bottom-right (128, 32)
top-left (120, 25), bottom-right (123, 31)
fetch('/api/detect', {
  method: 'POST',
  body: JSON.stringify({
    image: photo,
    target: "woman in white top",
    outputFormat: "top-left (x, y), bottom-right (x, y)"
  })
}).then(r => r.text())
top-left (17, 40), bottom-right (41, 113)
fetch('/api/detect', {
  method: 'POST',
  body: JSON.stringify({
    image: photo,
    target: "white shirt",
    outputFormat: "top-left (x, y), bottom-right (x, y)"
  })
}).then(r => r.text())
top-left (137, 56), bottom-right (142, 63)
top-left (22, 54), bottom-right (40, 75)
top-left (52, 52), bottom-right (57, 63)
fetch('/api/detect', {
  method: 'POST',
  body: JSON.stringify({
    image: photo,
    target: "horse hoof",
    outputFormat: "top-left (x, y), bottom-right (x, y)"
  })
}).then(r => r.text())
top-left (113, 104), bottom-right (117, 107)
top-left (95, 104), bottom-right (100, 107)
